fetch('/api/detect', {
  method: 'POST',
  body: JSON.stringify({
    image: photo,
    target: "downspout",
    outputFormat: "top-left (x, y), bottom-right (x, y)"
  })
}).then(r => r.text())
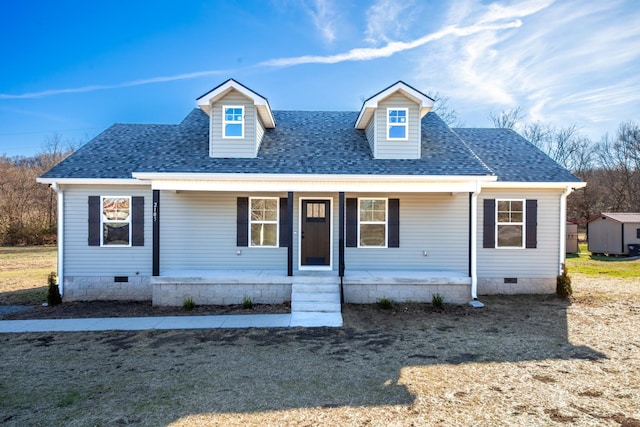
top-left (470, 181), bottom-right (481, 300)
top-left (51, 183), bottom-right (64, 296)
top-left (559, 186), bottom-right (573, 274)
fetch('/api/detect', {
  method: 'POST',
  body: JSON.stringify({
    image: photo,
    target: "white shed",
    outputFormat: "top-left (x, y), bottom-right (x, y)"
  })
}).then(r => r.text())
top-left (587, 213), bottom-right (640, 255)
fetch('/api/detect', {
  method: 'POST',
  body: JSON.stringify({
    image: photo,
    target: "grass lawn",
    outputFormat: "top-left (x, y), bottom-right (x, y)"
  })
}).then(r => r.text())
top-left (566, 243), bottom-right (640, 278)
top-left (0, 246), bottom-right (56, 305)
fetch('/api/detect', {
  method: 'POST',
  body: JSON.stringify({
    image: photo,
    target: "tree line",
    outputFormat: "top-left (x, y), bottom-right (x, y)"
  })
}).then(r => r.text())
top-left (487, 107), bottom-right (640, 225)
top-left (0, 135), bottom-right (75, 245)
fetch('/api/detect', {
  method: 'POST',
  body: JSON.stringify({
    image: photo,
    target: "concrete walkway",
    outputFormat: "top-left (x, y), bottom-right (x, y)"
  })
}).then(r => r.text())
top-left (0, 312), bottom-right (343, 333)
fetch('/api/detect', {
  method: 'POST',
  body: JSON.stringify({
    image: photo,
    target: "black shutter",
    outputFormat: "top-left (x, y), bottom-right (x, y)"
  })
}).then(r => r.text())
top-left (131, 196), bottom-right (144, 246)
top-left (525, 199), bottom-right (537, 249)
top-left (388, 199), bottom-right (400, 248)
top-left (237, 197), bottom-right (249, 247)
top-left (483, 199), bottom-right (496, 248)
top-left (279, 197), bottom-right (288, 247)
top-left (346, 198), bottom-right (358, 247)
top-left (88, 196), bottom-right (100, 246)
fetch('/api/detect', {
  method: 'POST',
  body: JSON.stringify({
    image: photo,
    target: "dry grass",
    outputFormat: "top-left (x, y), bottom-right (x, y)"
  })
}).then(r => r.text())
top-left (0, 246), bottom-right (56, 304)
top-left (2, 274), bottom-right (640, 426)
top-left (1, 247), bottom-right (639, 425)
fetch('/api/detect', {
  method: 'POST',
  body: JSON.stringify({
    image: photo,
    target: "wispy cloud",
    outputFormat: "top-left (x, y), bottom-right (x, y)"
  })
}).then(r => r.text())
top-left (304, 0), bottom-right (338, 44)
top-left (364, 0), bottom-right (416, 44)
top-left (413, 0), bottom-right (640, 137)
top-left (0, 15), bottom-right (522, 100)
top-left (260, 19), bottom-right (522, 67)
top-left (0, 69), bottom-right (232, 99)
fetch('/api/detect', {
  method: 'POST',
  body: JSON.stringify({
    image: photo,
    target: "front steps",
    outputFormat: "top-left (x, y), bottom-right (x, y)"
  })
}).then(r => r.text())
top-left (291, 283), bottom-right (341, 313)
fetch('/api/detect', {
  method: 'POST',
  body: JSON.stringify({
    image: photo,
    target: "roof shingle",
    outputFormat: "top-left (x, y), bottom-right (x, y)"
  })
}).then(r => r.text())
top-left (41, 108), bottom-right (580, 184)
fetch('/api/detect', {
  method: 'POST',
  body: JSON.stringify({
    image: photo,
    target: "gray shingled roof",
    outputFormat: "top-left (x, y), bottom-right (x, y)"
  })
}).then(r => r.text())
top-left (453, 128), bottom-right (581, 182)
top-left (41, 108), bottom-right (580, 183)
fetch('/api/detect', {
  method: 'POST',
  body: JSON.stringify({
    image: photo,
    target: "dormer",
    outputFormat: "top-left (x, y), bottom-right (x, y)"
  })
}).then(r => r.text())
top-left (197, 79), bottom-right (276, 158)
top-left (355, 81), bottom-right (434, 159)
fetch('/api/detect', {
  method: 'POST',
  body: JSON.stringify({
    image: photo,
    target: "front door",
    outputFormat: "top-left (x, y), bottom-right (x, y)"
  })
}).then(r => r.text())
top-left (301, 199), bottom-right (331, 267)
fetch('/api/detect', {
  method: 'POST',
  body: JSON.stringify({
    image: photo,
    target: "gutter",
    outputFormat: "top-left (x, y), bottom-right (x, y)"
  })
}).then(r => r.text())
top-left (51, 183), bottom-right (64, 296)
top-left (559, 186), bottom-right (574, 275)
top-left (470, 181), bottom-right (481, 300)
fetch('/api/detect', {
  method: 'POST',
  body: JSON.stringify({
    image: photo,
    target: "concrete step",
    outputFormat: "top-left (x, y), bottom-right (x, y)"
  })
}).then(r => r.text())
top-left (291, 301), bottom-right (342, 313)
top-left (291, 283), bottom-right (341, 313)
top-left (292, 283), bottom-right (340, 294)
top-left (291, 290), bottom-right (341, 303)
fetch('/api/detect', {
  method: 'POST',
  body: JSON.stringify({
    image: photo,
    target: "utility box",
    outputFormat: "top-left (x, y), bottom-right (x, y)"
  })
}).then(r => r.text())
top-left (566, 222), bottom-right (578, 254)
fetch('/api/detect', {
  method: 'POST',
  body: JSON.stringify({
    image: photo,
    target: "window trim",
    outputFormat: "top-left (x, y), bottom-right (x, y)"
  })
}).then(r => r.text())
top-left (495, 198), bottom-right (525, 249)
top-left (358, 197), bottom-right (388, 248)
top-left (222, 105), bottom-right (244, 139)
top-left (249, 197), bottom-right (280, 248)
top-left (101, 196), bottom-right (132, 247)
top-left (387, 107), bottom-right (408, 141)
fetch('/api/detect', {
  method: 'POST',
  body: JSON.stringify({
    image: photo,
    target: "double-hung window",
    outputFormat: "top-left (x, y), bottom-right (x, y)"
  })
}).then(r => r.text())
top-left (359, 198), bottom-right (387, 247)
top-left (387, 108), bottom-right (408, 140)
top-left (102, 196), bottom-right (131, 246)
top-left (496, 199), bottom-right (525, 248)
top-left (249, 197), bottom-right (279, 247)
top-left (223, 106), bottom-right (244, 138)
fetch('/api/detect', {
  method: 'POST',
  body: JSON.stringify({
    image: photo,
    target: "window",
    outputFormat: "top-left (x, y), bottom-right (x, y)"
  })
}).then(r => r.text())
top-left (249, 197), bottom-right (279, 247)
top-left (496, 200), bottom-right (525, 248)
top-left (102, 196), bottom-right (131, 246)
top-left (359, 198), bottom-right (387, 247)
top-left (387, 108), bottom-right (408, 140)
top-left (223, 106), bottom-right (244, 138)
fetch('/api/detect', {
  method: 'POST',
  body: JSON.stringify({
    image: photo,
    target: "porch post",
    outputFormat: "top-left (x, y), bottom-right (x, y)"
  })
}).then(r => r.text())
top-left (287, 191), bottom-right (293, 276)
top-left (339, 192), bottom-right (345, 277)
top-left (152, 190), bottom-right (160, 277)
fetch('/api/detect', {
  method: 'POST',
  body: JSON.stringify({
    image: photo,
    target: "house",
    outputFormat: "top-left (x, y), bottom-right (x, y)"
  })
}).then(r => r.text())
top-left (587, 213), bottom-right (640, 256)
top-left (38, 79), bottom-right (585, 310)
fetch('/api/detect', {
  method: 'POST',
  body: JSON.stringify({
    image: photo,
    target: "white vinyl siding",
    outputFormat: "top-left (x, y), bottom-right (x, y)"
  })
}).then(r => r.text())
top-left (345, 192), bottom-right (469, 271)
top-left (160, 191), bottom-right (287, 271)
top-left (374, 93), bottom-right (420, 159)
top-left (62, 185), bottom-right (152, 275)
top-left (478, 189), bottom-right (562, 278)
top-left (255, 116), bottom-right (265, 154)
top-left (209, 90), bottom-right (257, 158)
top-left (365, 116), bottom-right (376, 156)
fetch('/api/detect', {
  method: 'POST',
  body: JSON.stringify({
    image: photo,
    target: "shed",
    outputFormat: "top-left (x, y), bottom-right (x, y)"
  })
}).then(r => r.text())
top-left (587, 213), bottom-right (640, 255)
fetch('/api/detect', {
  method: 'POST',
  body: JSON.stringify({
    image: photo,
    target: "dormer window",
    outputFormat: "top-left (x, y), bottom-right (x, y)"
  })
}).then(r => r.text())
top-left (387, 108), bottom-right (408, 140)
top-left (223, 106), bottom-right (244, 138)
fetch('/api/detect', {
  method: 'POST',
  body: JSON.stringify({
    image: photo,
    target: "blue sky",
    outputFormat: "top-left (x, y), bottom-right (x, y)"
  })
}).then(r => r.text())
top-left (1, 0), bottom-right (639, 157)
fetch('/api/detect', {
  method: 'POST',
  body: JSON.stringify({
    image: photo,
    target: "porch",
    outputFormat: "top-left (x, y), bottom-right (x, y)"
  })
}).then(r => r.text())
top-left (151, 269), bottom-right (472, 306)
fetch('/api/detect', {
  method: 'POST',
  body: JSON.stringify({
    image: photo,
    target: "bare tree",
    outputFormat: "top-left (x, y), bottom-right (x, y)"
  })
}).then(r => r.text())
top-left (0, 134), bottom-right (77, 245)
top-left (489, 106), bottom-right (523, 130)
top-left (427, 91), bottom-right (465, 128)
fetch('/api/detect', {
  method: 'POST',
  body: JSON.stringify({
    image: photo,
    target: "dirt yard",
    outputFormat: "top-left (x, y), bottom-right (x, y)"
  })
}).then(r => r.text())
top-left (1, 274), bottom-right (639, 426)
